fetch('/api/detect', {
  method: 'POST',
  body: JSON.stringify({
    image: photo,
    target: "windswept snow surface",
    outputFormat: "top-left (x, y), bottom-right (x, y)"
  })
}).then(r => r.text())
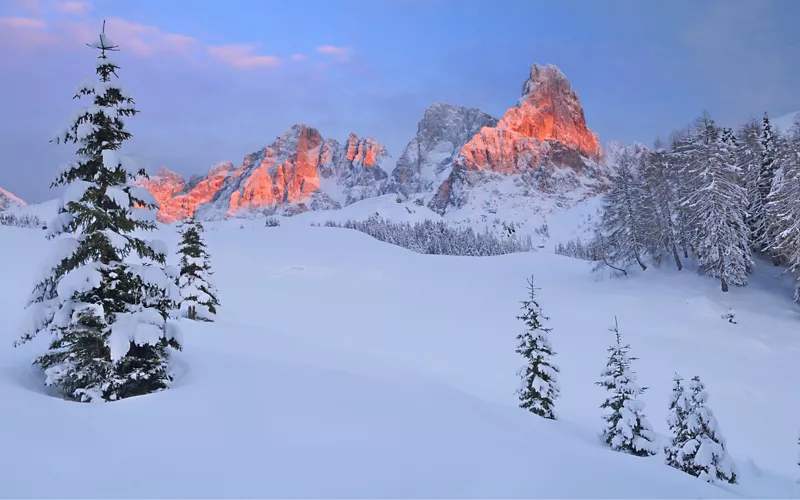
top-left (1, 223), bottom-right (799, 498)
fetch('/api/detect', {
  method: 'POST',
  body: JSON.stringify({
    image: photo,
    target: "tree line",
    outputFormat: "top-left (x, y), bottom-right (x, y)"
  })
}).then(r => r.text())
top-left (593, 112), bottom-right (800, 295)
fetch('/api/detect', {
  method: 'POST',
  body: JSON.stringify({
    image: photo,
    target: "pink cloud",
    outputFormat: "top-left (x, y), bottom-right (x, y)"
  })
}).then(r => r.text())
top-left (0, 16), bottom-right (46, 29)
top-left (206, 44), bottom-right (280, 69)
top-left (101, 18), bottom-right (199, 57)
top-left (52, 1), bottom-right (92, 15)
top-left (316, 45), bottom-right (352, 62)
top-left (291, 53), bottom-right (306, 62)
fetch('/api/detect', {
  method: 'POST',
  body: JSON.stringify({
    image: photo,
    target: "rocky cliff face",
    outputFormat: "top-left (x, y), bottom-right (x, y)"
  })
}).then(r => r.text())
top-left (0, 187), bottom-right (26, 211)
top-left (132, 163), bottom-right (234, 223)
top-left (188, 125), bottom-right (391, 221)
top-left (428, 64), bottom-right (606, 215)
top-left (386, 103), bottom-right (498, 197)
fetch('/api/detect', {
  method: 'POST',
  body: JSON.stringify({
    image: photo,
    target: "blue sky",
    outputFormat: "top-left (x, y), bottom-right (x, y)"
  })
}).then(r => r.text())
top-left (1, 0), bottom-right (798, 202)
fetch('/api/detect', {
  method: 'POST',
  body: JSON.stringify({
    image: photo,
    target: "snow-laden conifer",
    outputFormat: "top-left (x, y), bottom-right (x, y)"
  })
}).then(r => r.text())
top-left (514, 276), bottom-right (559, 420)
top-left (664, 373), bottom-right (691, 469)
top-left (757, 113), bottom-right (779, 252)
top-left (16, 23), bottom-right (181, 402)
top-left (674, 376), bottom-right (738, 484)
top-left (736, 119), bottom-right (764, 251)
top-left (680, 116), bottom-right (751, 291)
top-left (641, 139), bottom-right (684, 270)
top-left (766, 151), bottom-right (800, 300)
top-left (596, 318), bottom-right (657, 456)
top-left (177, 219), bottom-right (219, 321)
top-left (595, 147), bottom-right (649, 271)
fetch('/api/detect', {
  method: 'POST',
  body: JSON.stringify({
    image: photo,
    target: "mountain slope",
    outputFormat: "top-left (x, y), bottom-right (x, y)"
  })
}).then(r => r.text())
top-left (774, 111), bottom-right (799, 136)
top-left (0, 222), bottom-right (798, 497)
top-left (0, 187), bottom-right (26, 211)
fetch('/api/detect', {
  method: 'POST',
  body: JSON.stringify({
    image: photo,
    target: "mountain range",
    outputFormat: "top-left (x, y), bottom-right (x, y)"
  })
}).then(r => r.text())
top-left (133, 63), bottom-right (609, 224)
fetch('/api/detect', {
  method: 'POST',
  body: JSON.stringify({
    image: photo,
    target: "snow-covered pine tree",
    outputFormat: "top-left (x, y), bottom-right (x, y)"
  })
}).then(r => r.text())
top-left (757, 113), bottom-right (779, 253)
top-left (595, 147), bottom-right (649, 272)
top-left (767, 150), bottom-right (800, 301)
top-left (676, 376), bottom-right (738, 484)
top-left (515, 275), bottom-right (560, 420)
top-left (176, 218), bottom-right (219, 321)
top-left (667, 128), bottom-right (698, 259)
top-left (664, 373), bottom-right (691, 469)
top-left (641, 139), bottom-right (683, 270)
top-left (680, 115), bottom-right (751, 292)
top-left (596, 317), bottom-right (657, 456)
top-left (16, 23), bottom-right (181, 402)
top-left (736, 118), bottom-right (765, 251)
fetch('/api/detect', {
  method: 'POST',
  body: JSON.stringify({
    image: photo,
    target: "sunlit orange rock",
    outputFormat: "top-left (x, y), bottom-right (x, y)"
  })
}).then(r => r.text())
top-left (344, 133), bottom-right (384, 167)
top-left (224, 125), bottom-right (324, 216)
top-left (133, 164), bottom-right (234, 223)
top-left (459, 63), bottom-right (602, 174)
top-left (428, 63), bottom-right (605, 215)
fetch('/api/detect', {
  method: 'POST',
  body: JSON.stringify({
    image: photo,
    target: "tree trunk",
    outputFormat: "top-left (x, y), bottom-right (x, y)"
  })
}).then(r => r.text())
top-left (671, 244), bottom-right (683, 270)
top-left (188, 305), bottom-right (196, 320)
top-left (720, 278), bottom-right (729, 292)
top-left (635, 253), bottom-right (648, 271)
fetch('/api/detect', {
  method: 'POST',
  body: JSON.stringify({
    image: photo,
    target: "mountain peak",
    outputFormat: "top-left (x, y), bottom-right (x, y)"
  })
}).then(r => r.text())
top-left (0, 187), bottom-right (26, 211)
top-left (520, 64), bottom-right (569, 99)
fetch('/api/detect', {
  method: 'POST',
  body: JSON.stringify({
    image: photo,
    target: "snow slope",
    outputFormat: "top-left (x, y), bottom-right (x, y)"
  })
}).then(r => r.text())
top-left (1, 222), bottom-right (799, 498)
top-left (774, 111), bottom-right (799, 135)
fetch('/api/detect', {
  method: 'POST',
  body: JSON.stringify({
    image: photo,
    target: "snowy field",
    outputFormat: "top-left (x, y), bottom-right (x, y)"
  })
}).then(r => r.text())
top-left (1, 220), bottom-right (800, 498)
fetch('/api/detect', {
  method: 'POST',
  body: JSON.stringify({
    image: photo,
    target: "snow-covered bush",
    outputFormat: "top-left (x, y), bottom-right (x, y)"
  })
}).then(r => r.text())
top-left (515, 276), bottom-right (559, 419)
top-left (264, 216), bottom-right (280, 227)
top-left (16, 24), bottom-right (181, 402)
top-left (596, 318), bottom-right (657, 456)
top-left (322, 214), bottom-right (533, 256)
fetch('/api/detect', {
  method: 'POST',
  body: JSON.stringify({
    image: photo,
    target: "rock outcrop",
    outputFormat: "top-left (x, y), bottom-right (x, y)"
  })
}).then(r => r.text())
top-left (133, 163), bottom-right (234, 223)
top-left (189, 125), bottom-right (391, 221)
top-left (386, 103), bottom-right (498, 197)
top-left (0, 187), bottom-right (26, 211)
top-left (428, 63), bottom-right (606, 215)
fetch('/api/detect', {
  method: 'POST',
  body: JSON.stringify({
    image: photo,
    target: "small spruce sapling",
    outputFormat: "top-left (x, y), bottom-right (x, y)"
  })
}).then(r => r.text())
top-left (596, 317), bottom-right (657, 456)
top-left (514, 276), bottom-right (560, 419)
top-left (665, 373), bottom-right (691, 469)
top-left (676, 376), bottom-right (738, 484)
top-left (176, 219), bottom-right (219, 321)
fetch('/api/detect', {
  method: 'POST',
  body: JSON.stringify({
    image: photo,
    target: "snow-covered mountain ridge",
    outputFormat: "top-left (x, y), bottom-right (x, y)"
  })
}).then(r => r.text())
top-left (135, 63), bottom-right (609, 225)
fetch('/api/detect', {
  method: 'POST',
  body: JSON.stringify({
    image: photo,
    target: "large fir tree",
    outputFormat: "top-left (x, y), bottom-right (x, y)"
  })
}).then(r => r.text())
top-left (596, 147), bottom-right (649, 271)
top-left (596, 318), bottom-right (657, 456)
top-left (680, 115), bottom-right (751, 291)
top-left (758, 112), bottom-right (779, 254)
top-left (736, 118), bottom-right (764, 251)
top-left (641, 139), bottom-right (684, 270)
top-left (514, 276), bottom-right (559, 420)
top-left (16, 24), bottom-right (181, 402)
top-left (176, 218), bottom-right (220, 321)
